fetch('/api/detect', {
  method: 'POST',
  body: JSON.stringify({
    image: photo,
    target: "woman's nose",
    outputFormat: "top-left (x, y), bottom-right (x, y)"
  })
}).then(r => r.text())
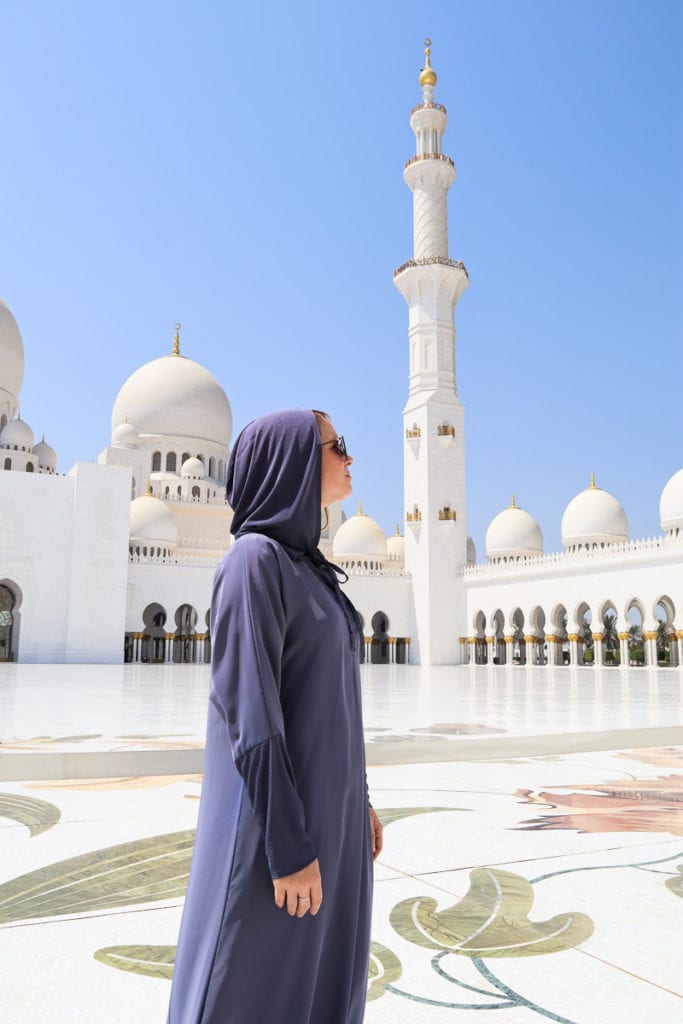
top-left (346, 454), bottom-right (354, 466)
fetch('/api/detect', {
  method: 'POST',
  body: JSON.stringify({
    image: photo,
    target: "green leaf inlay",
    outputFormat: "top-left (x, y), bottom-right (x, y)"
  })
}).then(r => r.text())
top-left (0, 829), bottom-right (195, 924)
top-left (665, 865), bottom-right (683, 899)
top-left (94, 945), bottom-right (176, 979)
top-left (390, 867), bottom-right (594, 958)
top-left (0, 793), bottom-right (61, 837)
top-left (366, 941), bottom-right (402, 1001)
top-left (376, 807), bottom-right (467, 827)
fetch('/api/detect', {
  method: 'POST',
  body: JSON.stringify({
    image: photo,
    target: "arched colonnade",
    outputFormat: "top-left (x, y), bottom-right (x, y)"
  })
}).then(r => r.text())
top-left (463, 594), bottom-right (681, 668)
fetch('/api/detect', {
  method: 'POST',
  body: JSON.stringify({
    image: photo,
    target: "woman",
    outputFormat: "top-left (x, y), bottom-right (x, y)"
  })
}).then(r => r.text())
top-left (168, 408), bottom-right (382, 1024)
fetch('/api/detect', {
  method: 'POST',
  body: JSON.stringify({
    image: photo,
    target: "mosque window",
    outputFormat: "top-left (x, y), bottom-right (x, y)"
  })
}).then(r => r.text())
top-left (192, 485), bottom-right (200, 499)
top-left (166, 452), bottom-right (177, 473)
top-left (152, 452), bottom-right (161, 472)
top-left (182, 452), bottom-right (190, 465)
top-left (197, 454), bottom-right (205, 464)
top-left (208, 457), bottom-right (216, 479)
top-left (0, 415), bottom-right (6, 431)
top-left (3, 458), bottom-right (10, 471)
top-left (177, 486), bottom-right (182, 496)
top-left (26, 463), bottom-right (34, 472)
top-left (218, 459), bottom-right (224, 481)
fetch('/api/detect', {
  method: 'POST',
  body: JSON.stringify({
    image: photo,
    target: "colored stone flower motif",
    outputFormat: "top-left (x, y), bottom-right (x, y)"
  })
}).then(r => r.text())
top-left (516, 775), bottom-right (683, 837)
top-left (366, 942), bottom-right (402, 1001)
top-left (390, 868), bottom-right (593, 958)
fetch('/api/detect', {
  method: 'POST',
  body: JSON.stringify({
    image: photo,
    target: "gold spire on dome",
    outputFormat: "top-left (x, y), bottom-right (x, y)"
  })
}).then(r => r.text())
top-left (419, 37), bottom-right (437, 88)
top-left (510, 493), bottom-right (518, 509)
top-left (358, 500), bottom-right (365, 515)
top-left (590, 471), bottom-right (597, 489)
top-left (145, 481), bottom-right (153, 496)
top-left (395, 524), bottom-right (400, 535)
top-left (172, 322), bottom-right (181, 356)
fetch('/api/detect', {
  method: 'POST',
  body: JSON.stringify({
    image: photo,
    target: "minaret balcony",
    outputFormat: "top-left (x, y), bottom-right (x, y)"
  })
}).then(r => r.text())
top-left (410, 101), bottom-right (447, 116)
top-left (438, 506), bottom-right (457, 522)
top-left (436, 423), bottom-right (455, 439)
top-left (404, 153), bottom-right (454, 171)
top-left (394, 255), bottom-right (468, 279)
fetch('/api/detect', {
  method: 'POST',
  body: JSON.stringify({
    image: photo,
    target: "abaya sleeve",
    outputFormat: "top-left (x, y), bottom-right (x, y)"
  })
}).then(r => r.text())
top-left (210, 535), bottom-right (317, 879)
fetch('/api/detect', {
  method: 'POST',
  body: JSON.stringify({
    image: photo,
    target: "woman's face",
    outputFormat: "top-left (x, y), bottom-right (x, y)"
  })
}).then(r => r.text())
top-left (319, 419), bottom-right (353, 507)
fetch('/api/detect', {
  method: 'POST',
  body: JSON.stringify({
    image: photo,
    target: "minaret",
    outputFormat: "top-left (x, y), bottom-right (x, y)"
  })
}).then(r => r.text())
top-left (394, 40), bottom-right (469, 665)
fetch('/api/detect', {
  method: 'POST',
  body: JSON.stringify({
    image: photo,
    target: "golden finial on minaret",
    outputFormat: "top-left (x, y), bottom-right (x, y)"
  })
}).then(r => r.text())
top-left (419, 37), bottom-right (437, 88)
top-left (510, 492), bottom-right (518, 509)
top-left (395, 524), bottom-right (400, 535)
top-left (172, 322), bottom-right (181, 356)
top-left (590, 471), bottom-right (597, 489)
top-left (145, 480), bottom-right (153, 496)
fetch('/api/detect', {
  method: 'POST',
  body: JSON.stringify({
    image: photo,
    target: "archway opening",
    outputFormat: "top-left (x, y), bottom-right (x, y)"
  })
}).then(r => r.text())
top-left (141, 602), bottom-right (167, 663)
top-left (0, 583), bottom-right (18, 661)
top-left (370, 610), bottom-right (389, 664)
top-left (174, 604), bottom-right (198, 663)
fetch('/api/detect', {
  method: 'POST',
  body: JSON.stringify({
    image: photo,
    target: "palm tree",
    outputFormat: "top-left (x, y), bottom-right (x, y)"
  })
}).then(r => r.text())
top-left (629, 623), bottom-right (644, 665)
top-left (657, 618), bottom-right (671, 664)
top-left (603, 612), bottom-right (619, 664)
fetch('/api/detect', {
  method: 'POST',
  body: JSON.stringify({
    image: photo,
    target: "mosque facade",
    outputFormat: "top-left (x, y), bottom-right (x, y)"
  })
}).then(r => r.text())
top-left (1, 47), bottom-right (682, 668)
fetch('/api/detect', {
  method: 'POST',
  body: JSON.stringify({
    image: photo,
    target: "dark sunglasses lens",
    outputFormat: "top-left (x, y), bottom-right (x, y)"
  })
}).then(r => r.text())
top-left (335, 437), bottom-right (347, 459)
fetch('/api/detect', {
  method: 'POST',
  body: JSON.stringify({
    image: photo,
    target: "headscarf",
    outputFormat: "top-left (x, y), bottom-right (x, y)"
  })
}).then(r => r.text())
top-left (227, 409), bottom-right (362, 649)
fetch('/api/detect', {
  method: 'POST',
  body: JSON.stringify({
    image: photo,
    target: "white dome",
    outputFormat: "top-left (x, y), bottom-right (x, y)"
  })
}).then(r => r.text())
top-left (561, 477), bottom-right (628, 548)
top-left (660, 468), bottom-right (683, 535)
top-left (0, 417), bottom-right (34, 452)
top-left (181, 456), bottom-right (205, 479)
top-left (111, 351), bottom-right (232, 448)
top-left (387, 526), bottom-right (404, 561)
top-left (486, 497), bottom-right (543, 560)
top-left (32, 437), bottom-right (57, 470)
top-left (0, 298), bottom-right (25, 402)
top-left (112, 420), bottom-right (140, 448)
top-left (467, 535), bottom-right (477, 565)
top-left (129, 495), bottom-right (178, 544)
top-left (333, 505), bottom-right (388, 558)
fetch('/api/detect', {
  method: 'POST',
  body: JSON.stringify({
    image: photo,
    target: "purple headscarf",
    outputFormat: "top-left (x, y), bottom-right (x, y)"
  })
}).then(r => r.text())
top-left (227, 409), bottom-right (322, 555)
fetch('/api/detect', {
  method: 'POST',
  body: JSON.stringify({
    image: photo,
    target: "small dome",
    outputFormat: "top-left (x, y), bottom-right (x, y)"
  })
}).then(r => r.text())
top-left (129, 494), bottom-right (178, 545)
top-left (333, 503), bottom-right (388, 559)
top-left (467, 535), bottom-right (477, 565)
top-left (486, 496), bottom-right (543, 560)
top-left (387, 525), bottom-right (404, 561)
top-left (32, 436), bottom-right (57, 470)
top-left (181, 456), bottom-right (205, 479)
top-left (112, 420), bottom-right (140, 449)
top-left (0, 298), bottom-right (25, 402)
top-left (0, 416), bottom-right (34, 452)
top-left (660, 468), bottom-right (683, 535)
top-left (112, 349), bottom-right (232, 448)
top-left (561, 475), bottom-right (628, 548)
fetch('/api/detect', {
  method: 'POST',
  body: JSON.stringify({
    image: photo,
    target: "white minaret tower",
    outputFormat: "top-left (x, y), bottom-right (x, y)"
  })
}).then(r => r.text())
top-left (394, 40), bottom-right (469, 665)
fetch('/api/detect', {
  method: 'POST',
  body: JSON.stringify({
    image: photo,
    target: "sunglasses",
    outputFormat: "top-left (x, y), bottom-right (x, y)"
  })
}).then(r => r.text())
top-left (321, 435), bottom-right (349, 459)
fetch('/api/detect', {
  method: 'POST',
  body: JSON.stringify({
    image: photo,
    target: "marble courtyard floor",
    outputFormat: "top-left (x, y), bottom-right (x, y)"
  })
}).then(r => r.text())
top-left (1, 663), bottom-right (682, 1023)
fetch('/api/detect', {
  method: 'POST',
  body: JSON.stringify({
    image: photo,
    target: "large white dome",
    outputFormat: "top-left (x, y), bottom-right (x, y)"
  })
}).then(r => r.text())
top-left (112, 352), bottom-right (232, 448)
top-left (0, 298), bottom-right (25, 403)
top-left (387, 526), bottom-right (404, 561)
top-left (333, 504), bottom-right (388, 558)
top-left (660, 468), bottom-right (683, 535)
top-left (129, 494), bottom-right (178, 544)
top-left (0, 417), bottom-right (34, 452)
top-left (467, 535), bottom-right (477, 565)
top-left (486, 497), bottom-right (543, 560)
top-left (33, 437), bottom-right (58, 471)
top-left (562, 476), bottom-right (628, 548)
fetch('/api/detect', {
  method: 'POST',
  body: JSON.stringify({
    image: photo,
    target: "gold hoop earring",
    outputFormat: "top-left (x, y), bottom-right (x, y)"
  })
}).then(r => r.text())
top-left (321, 507), bottom-right (329, 531)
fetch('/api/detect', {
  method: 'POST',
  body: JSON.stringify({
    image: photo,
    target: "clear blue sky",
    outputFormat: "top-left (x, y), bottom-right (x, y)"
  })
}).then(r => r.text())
top-left (1, 0), bottom-right (681, 554)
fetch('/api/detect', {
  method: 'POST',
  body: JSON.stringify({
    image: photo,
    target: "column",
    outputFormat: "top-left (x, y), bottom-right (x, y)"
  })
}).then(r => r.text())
top-left (643, 631), bottom-right (658, 666)
top-left (592, 633), bottom-right (604, 667)
top-left (486, 635), bottom-right (495, 665)
top-left (568, 633), bottom-right (580, 665)
top-left (618, 632), bottom-right (629, 666)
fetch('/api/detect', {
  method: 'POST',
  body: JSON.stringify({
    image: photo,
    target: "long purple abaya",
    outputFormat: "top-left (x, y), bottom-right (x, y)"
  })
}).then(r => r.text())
top-left (168, 410), bottom-right (373, 1024)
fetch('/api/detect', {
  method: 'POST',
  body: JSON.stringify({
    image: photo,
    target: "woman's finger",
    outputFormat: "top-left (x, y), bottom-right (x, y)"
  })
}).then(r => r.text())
top-left (286, 884), bottom-right (299, 916)
top-left (309, 881), bottom-right (323, 916)
top-left (296, 891), bottom-right (311, 918)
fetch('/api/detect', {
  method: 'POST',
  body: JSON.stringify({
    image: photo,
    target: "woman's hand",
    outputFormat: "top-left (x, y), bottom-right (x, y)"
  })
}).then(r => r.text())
top-left (273, 858), bottom-right (322, 918)
top-left (369, 806), bottom-right (383, 861)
